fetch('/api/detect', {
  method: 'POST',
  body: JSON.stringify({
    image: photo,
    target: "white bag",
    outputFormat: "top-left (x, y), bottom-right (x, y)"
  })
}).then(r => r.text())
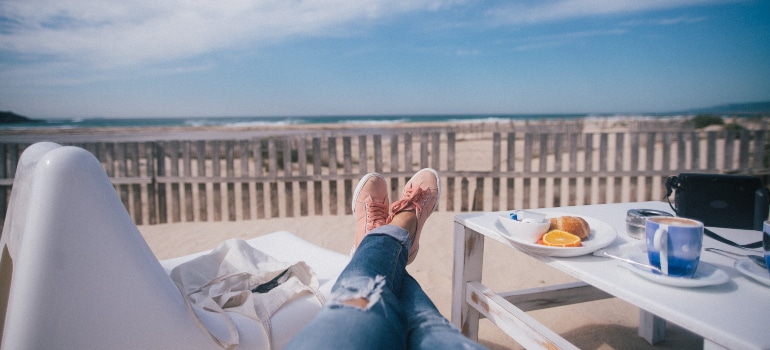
top-left (169, 239), bottom-right (325, 349)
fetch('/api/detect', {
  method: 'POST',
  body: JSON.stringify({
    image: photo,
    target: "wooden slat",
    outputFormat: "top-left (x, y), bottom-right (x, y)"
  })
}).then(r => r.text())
top-left (253, 139), bottom-right (265, 219)
top-left (298, 137), bottom-right (309, 216)
top-left (612, 133), bottom-right (623, 203)
top-left (374, 134), bottom-right (383, 173)
top-left (644, 133), bottom-right (655, 200)
top-left (128, 142), bottom-right (143, 225)
top-left (523, 133), bottom-right (533, 208)
top-left (662, 132), bottom-right (672, 174)
top-left (707, 131), bottom-right (717, 170)
top-left (567, 133), bottom-right (578, 206)
top-left (583, 133), bottom-right (594, 205)
top-left (146, 142), bottom-right (158, 225)
top-left (473, 177), bottom-right (484, 211)
top-left (676, 132), bottom-right (687, 171)
top-left (328, 136), bottom-right (338, 216)
top-left (752, 130), bottom-right (766, 170)
top-left (553, 133), bottom-right (564, 207)
top-left (169, 141), bottom-right (181, 223)
top-left (465, 281), bottom-right (580, 350)
top-left (404, 133), bottom-right (413, 174)
top-left (538, 133), bottom-right (547, 208)
top-left (196, 141), bottom-right (208, 221)
top-left (492, 133), bottom-right (501, 212)
top-left (507, 132), bottom-right (516, 210)
top-left (212, 141), bottom-right (222, 221)
top-left (691, 131), bottom-right (701, 170)
top-left (225, 140), bottom-right (236, 221)
top-left (268, 139), bottom-right (279, 218)
top-left (101, 143), bottom-right (115, 177)
top-left (358, 135), bottom-right (368, 174)
top-left (629, 133), bottom-right (640, 202)
top-left (313, 137), bottom-right (323, 215)
top-left (115, 143), bottom-right (130, 216)
top-left (724, 130), bottom-right (735, 171)
top-left (597, 133), bottom-right (608, 204)
top-left (738, 130), bottom-right (750, 170)
top-left (420, 133), bottom-right (429, 169)
top-left (182, 141), bottom-right (194, 222)
top-left (283, 137), bottom-right (294, 218)
top-left (461, 177), bottom-right (470, 211)
top-left (447, 132), bottom-right (457, 211)
top-left (431, 132), bottom-right (440, 169)
top-left (498, 281), bottom-right (612, 313)
top-left (343, 136), bottom-right (353, 215)
top-left (239, 140), bottom-right (251, 221)
top-left (390, 134), bottom-right (400, 202)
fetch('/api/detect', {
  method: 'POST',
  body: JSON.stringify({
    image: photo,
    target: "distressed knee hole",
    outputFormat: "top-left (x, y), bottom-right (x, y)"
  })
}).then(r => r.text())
top-left (329, 275), bottom-right (386, 311)
top-left (341, 297), bottom-right (370, 309)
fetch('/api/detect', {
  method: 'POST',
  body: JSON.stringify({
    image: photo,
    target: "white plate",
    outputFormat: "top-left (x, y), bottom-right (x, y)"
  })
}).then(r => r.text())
top-left (734, 258), bottom-right (770, 287)
top-left (494, 212), bottom-right (617, 257)
top-left (624, 253), bottom-right (730, 288)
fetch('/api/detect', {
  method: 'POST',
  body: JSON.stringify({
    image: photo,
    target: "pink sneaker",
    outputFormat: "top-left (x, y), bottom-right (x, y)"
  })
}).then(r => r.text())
top-left (352, 173), bottom-right (389, 252)
top-left (387, 168), bottom-right (440, 264)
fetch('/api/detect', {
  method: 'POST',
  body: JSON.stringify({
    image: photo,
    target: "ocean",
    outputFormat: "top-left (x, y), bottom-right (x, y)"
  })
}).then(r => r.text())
top-left (0, 113), bottom-right (684, 130)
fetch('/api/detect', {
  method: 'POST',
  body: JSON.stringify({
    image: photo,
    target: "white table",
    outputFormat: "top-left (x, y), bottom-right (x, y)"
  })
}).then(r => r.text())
top-left (451, 201), bottom-right (770, 350)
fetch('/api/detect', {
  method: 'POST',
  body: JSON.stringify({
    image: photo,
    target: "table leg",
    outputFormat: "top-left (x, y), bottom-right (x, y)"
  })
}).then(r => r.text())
top-left (451, 222), bottom-right (485, 340)
top-left (638, 309), bottom-right (666, 344)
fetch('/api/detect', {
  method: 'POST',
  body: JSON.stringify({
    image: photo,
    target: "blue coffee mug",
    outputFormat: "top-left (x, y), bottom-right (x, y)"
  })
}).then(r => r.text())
top-left (646, 216), bottom-right (704, 277)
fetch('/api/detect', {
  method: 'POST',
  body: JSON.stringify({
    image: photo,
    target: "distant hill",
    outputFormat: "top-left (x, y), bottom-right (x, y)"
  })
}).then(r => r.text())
top-left (682, 101), bottom-right (770, 115)
top-left (0, 111), bottom-right (40, 124)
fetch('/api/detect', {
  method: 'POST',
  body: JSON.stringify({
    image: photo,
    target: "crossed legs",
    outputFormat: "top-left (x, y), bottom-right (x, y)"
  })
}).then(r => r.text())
top-left (286, 170), bottom-right (486, 350)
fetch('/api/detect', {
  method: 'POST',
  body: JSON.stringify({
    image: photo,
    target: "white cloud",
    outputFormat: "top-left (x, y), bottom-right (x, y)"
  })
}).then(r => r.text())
top-left (0, 0), bottom-right (463, 68)
top-left (621, 16), bottom-right (709, 26)
top-left (513, 28), bottom-right (626, 51)
top-left (486, 0), bottom-right (736, 25)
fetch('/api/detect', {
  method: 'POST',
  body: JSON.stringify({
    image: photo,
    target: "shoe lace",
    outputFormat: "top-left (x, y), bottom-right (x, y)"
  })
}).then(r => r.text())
top-left (365, 200), bottom-right (388, 232)
top-left (389, 185), bottom-right (431, 221)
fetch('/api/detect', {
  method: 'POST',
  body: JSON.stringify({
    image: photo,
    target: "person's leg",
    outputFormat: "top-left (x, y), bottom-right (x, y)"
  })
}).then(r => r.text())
top-left (286, 226), bottom-right (411, 350)
top-left (287, 169), bottom-right (441, 349)
top-left (400, 274), bottom-right (488, 350)
top-left (387, 168), bottom-right (440, 264)
top-left (287, 174), bottom-right (412, 350)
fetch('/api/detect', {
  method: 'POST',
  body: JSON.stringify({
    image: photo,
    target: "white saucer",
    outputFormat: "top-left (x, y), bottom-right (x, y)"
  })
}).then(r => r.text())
top-left (494, 212), bottom-right (617, 257)
top-left (624, 253), bottom-right (730, 288)
top-left (734, 258), bottom-right (770, 287)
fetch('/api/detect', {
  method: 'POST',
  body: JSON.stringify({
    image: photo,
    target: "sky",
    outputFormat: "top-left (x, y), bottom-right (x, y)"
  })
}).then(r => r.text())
top-left (1, 0), bottom-right (769, 119)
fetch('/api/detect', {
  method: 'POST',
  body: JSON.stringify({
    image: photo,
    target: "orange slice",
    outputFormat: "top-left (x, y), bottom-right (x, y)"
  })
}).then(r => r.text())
top-left (540, 230), bottom-right (582, 247)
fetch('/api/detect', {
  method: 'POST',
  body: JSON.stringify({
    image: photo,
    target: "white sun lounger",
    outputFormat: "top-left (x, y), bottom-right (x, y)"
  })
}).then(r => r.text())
top-left (0, 142), bottom-right (349, 349)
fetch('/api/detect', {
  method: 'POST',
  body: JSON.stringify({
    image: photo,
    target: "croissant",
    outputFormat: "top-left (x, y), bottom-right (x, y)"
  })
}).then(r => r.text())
top-left (548, 216), bottom-right (590, 239)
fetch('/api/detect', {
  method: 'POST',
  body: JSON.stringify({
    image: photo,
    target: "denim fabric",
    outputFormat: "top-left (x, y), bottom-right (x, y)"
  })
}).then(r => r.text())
top-left (400, 275), bottom-right (487, 350)
top-left (286, 225), bottom-right (487, 350)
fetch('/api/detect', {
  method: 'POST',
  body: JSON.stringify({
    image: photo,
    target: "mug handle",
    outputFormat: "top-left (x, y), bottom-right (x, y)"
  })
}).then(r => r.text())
top-left (654, 226), bottom-right (669, 275)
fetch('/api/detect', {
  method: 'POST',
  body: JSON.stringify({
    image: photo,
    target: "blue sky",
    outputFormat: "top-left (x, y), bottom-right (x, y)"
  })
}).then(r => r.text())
top-left (1, 0), bottom-right (769, 119)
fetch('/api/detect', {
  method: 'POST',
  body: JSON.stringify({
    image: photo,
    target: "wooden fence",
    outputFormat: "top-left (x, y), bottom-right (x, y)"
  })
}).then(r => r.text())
top-left (1, 118), bottom-right (769, 226)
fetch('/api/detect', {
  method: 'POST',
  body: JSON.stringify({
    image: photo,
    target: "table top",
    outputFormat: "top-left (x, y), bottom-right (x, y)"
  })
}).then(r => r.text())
top-left (455, 201), bottom-right (770, 350)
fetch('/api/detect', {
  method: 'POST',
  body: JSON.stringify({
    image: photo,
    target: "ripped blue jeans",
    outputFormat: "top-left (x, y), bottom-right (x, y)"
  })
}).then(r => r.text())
top-left (286, 225), bottom-right (487, 350)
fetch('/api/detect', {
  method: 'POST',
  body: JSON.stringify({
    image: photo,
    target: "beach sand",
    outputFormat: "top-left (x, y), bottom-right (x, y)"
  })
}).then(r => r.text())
top-left (139, 211), bottom-right (703, 349)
